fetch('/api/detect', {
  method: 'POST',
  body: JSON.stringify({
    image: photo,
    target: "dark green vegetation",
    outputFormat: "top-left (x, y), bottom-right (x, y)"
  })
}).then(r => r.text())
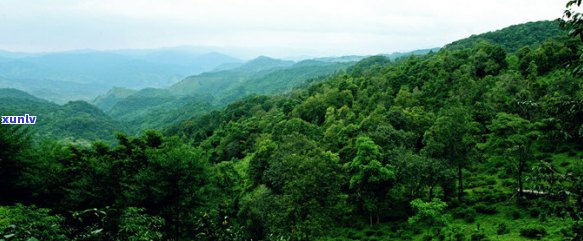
top-left (2, 19), bottom-right (583, 241)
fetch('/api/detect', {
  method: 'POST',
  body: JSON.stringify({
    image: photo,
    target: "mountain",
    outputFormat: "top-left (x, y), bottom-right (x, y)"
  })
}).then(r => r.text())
top-left (445, 20), bottom-right (566, 52)
top-left (164, 20), bottom-right (581, 240)
top-left (168, 56), bottom-right (345, 98)
top-left (91, 56), bottom-right (352, 133)
top-left (92, 87), bottom-right (138, 111)
top-left (0, 88), bottom-right (124, 142)
top-left (0, 49), bottom-right (240, 103)
top-left (107, 91), bottom-right (215, 134)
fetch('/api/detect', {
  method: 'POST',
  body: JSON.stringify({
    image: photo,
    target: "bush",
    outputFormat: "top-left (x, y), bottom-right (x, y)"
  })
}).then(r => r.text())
top-left (573, 221), bottom-right (583, 239)
top-left (464, 215), bottom-right (476, 223)
top-left (471, 233), bottom-right (487, 241)
top-left (529, 207), bottom-right (541, 218)
top-left (0, 204), bottom-right (67, 241)
top-left (560, 161), bottom-right (570, 167)
top-left (474, 204), bottom-right (497, 214)
top-left (509, 210), bottom-right (521, 220)
top-left (422, 234), bottom-right (433, 241)
top-left (519, 226), bottom-right (547, 239)
top-left (496, 223), bottom-right (509, 235)
top-left (451, 207), bottom-right (476, 223)
top-left (486, 179), bottom-right (497, 185)
top-left (453, 233), bottom-right (465, 241)
top-left (501, 179), bottom-right (514, 188)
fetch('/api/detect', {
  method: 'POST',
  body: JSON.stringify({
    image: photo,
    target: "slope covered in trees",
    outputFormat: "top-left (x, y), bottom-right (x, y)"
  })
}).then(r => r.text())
top-left (1, 20), bottom-right (583, 240)
top-left (446, 20), bottom-right (567, 52)
top-left (0, 88), bottom-right (125, 143)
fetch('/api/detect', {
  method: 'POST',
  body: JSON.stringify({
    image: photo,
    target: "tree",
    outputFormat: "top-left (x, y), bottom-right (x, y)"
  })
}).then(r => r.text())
top-left (562, 0), bottom-right (583, 74)
top-left (345, 136), bottom-right (395, 226)
top-left (562, 0), bottom-right (583, 40)
top-left (117, 207), bottom-right (165, 241)
top-left (0, 125), bottom-right (31, 203)
top-left (408, 198), bottom-right (450, 227)
top-left (423, 105), bottom-right (477, 201)
top-left (480, 113), bottom-right (540, 195)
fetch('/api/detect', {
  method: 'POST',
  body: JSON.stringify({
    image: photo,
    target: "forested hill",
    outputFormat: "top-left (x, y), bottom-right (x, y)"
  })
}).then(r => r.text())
top-left (164, 19), bottom-right (583, 239)
top-left (167, 57), bottom-right (350, 98)
top-left (0, 88), bottom-right (124, 143)
top-left (91, 57), bottom-right (353, 134)
top-left (446, 20), bottom-right (566, 51)
top-left (1, 20), bottom-right (583, 240)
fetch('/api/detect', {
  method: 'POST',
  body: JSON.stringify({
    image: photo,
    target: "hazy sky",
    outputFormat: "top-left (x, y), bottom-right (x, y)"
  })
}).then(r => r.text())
top-left (0, 0), bottom-right (564, 58)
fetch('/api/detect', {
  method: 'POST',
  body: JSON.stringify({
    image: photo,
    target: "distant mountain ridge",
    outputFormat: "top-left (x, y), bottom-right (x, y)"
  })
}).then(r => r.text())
top-left (0, 49), bottom-right (241, 103)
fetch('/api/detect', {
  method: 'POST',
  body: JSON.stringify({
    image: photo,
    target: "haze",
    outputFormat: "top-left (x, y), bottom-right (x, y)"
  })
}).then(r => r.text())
top-left (0, 0), bottom-right (563, 58)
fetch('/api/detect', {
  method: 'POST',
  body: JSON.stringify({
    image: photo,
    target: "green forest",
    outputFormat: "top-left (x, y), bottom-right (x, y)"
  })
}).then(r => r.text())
top-left (2, 10), bottom-right (583, 241)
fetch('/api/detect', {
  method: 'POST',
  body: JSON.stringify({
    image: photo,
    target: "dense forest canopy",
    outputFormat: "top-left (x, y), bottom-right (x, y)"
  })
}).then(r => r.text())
top-left (1, 17), bottom-right (583, 241)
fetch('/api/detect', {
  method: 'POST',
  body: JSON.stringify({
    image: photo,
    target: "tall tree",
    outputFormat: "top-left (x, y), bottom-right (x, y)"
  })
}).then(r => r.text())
top-left (423, 105), bottom-right (477, 201)
top-left (345, 136), bottom-right (395, 226)
top-left (480, 112), bottom-right (541, 195)
top-left (0, 125), bottom-right (31, 204)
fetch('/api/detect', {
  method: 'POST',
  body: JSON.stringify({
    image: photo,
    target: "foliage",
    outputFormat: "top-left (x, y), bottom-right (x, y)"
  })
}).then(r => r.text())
top-left (1, 17), bottom-right (582, 240)
top-left (408, 198), bottom-right (450, 227)
top-left (519, 225), bottom-right (547, 239)
top-left (0, 204), bottom-right (67, 241)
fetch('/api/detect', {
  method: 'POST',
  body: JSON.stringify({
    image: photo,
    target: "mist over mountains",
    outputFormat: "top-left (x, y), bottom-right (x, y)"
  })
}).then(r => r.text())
top-left (0, 47), bottom-right (241, 103)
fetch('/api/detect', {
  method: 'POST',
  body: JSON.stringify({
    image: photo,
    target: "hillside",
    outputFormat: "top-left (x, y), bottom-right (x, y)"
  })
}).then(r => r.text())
top-left (165, 20), bottom-right (583, 240)
top-left (90, 56), bottom-right (354, 134)
top-left (104, 88), bottom-right (215, 134)
top-left (0, 88), bottom-right (124, 142)
top-left (169, 57), bottom-right (351, 99)
top-left (1, 20), bottom-right (582, 241)
top-left (446, 20), bottom-right (567, 52)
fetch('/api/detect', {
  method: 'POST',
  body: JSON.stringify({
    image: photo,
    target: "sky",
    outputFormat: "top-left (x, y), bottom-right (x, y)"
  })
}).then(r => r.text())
top-left (0, 0), bottom-right (565, 59)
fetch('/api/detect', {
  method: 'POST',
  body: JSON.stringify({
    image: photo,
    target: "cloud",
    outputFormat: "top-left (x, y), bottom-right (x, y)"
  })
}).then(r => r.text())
top-left (0, 0), bottom-right (565, 58)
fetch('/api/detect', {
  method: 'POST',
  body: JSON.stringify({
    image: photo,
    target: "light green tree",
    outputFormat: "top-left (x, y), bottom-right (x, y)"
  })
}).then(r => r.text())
top-left (345, 136), bottom-right (395, 226)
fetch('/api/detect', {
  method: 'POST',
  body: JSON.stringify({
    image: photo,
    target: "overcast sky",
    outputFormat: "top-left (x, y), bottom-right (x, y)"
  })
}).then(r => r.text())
top-left (0, 0), bottom-right (565, 59)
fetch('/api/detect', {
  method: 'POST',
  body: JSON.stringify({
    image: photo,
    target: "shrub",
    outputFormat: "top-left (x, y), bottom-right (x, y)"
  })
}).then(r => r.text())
top-left (452, 208), bottom-right (476, 223)
top-left (519, 226), bottom-right (547, 239)
top-left (509, 210), bottom-right (521, 220)
top-left (529, 207), bottom-right (541, 218)
top-left (474, 204), bottom-right (497, 214)
top-left (560, 161), bottom-right (570, 167)
top-left (422, 234), bottom-right (433, 241)
top-left (453, 233), bottom-right (465, 241)
top-left (496, 223), bottom-right (509, 235)
top-left (501, 179), bottom-right (514, 188)
top-left (573, 221), bottom-right (583, 239)
top-left (471, 233), bottom-right (487, 241)
top-left (486, 179), bottom-right (497, 185)
top-left (0, 205), bottom-right (67, 241)
top-left (464, 215), bottom-right (476, 223)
